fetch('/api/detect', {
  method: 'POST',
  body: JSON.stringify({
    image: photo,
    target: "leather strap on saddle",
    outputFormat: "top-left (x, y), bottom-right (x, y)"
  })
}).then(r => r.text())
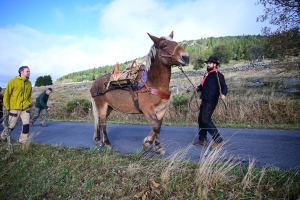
top-left (128, 85), bottom-right (142, 113)
top-left (137, 88), bottom-right (170, 100)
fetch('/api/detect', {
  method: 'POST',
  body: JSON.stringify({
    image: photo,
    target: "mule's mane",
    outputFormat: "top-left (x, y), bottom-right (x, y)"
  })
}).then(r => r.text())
top-left (145, 36), bottom-right (174, 71)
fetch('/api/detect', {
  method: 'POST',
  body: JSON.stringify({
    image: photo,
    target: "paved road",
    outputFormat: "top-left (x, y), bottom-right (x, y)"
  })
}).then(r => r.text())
top-left (1, 121), bottom-right (300, 170)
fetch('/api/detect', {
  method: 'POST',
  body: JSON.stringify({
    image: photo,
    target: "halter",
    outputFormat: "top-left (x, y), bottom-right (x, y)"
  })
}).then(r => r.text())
top-left (159, 44), bottom-right (180, 63)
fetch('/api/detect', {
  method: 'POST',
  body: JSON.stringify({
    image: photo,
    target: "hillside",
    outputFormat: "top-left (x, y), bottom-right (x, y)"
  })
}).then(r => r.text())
top-left (56, 35), bottom-right (267, 83)
top-left (32, 59), bottom-right (300, 129)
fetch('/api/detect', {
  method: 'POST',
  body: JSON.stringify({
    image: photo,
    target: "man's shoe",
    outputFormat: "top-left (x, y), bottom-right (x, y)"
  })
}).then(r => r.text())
top-left (1, 132), bottom-right (7, 141)
top-left (19, 133), bottom-right (29, 144)
top-left (193, 139), bottom-right (208, 146)
top-left (29, 122), bottom-right (34, 127)
top-left (210, 141), bottom-right (225, 151)
top-left (40, 124), bottom-right (47, 127)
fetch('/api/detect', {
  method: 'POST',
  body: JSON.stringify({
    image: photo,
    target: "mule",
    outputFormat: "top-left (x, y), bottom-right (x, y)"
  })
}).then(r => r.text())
top-left (90, 31), bottom-right (189, 155)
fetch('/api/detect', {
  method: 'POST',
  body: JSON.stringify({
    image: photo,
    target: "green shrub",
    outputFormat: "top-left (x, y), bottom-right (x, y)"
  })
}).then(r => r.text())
top-left (66, 98), bottom-right (91, 113)
top-left (172, 93), bottom-right (189, 108)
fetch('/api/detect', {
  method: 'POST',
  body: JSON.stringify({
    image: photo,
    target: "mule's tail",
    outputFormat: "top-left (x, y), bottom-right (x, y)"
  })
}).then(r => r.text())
top-left (91, 97), bottom-right (99, 131)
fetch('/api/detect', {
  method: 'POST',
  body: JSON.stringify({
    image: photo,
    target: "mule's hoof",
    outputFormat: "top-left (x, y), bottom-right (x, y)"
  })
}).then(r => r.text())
top-left (104, 144), bottom-right (112, 148)
top-left (95, 140), bottom-right (104, 146)
top-left (143, 137), bottom-right (153, 152)
top-left (143, 143), bottom-right (151, 152)
top-left (155, 147), bottom-right (166, 155)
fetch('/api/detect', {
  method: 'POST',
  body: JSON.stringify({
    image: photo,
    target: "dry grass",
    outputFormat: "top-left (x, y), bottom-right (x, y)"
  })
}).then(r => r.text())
top-left (195, 146), bottom-right (240, 199)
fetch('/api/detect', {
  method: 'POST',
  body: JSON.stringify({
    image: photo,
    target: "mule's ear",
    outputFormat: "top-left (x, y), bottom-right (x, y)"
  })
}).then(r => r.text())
top-left (147, 33), bottom-right (160, 47)
top-left (169, 31), bottom-right (174, 39)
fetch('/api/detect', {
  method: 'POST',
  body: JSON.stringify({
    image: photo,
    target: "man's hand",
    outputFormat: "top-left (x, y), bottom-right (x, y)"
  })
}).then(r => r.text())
top-left (193, 86), bottom-right (199, 91)
top-left (47, 107), bottom-right (51, 111)
top-left (6, 110), bottom-right (10, 115)
top-left (220, 94), bottom-right (226, 100)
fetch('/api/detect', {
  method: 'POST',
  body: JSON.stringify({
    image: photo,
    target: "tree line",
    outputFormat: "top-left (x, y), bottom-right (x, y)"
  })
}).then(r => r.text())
top-left (181, 35), bottom-right (269, 69)
top-left (35, 75), bottom-right (53, 87)
top-left (57, 61), bottom-right (135, 83)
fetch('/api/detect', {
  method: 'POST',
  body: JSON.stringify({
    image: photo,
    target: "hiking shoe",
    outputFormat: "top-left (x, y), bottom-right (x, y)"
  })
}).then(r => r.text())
top-left (210, 141), bottom-right (225, 151)
top-left (193, 139), bottom-right (208, 146)
top-left (19, 133), bottom-right (29, 144)
top-left (40, 124), bottom-right (47, 127)
top-left (29, 122), bottom-right (34, 127)
top-left (1, 132), bottom-right (7, 141)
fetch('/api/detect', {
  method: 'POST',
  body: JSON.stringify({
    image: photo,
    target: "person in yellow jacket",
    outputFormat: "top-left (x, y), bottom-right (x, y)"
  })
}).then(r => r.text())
top-left (1, 66), bottom-right (33, 144)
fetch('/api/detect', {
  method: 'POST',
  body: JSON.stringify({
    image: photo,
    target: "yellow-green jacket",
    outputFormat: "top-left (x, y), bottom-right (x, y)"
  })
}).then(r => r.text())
top-left (3, 76), bottom-right (33, 110)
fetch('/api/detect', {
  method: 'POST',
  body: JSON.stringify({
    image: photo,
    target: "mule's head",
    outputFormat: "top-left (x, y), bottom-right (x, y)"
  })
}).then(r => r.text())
top-left (147, 31), bottom-right (189, 69)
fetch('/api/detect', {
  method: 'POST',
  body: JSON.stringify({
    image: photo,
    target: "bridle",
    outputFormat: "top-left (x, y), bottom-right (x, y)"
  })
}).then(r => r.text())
top-left (158, 44), bottom-right (180, 63)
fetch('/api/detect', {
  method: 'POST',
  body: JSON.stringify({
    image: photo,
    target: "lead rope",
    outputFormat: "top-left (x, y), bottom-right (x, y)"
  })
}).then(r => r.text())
top-left (177, 66), bottom-right (200, 112)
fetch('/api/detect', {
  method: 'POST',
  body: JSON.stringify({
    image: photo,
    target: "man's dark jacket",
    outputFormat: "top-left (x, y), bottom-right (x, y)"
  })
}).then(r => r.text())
top-left (35, 91), bottom-right (49, 110)
top-left (197, 71), bottom-right (227, 101)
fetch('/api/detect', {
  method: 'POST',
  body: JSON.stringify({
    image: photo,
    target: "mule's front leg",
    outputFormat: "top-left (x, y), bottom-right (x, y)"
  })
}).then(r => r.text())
top-left (143, 130), bottom-right (155, 152)
top-left (143, 116), bottom-right (165, 155)
top-left (154, 131), bottom-right (165, 155)
top-left (153, 120), bottom-right (165, 155)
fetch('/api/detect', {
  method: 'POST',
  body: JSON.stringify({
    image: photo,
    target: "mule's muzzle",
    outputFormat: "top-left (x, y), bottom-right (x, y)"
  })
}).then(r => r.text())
top-left (180, 55), bottom-right (190, 66)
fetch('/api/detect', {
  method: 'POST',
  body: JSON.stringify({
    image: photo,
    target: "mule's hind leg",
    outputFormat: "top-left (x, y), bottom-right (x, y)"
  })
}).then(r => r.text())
top-left (94, 116), bottom-right (103, 146)
top-left (99, 105), bottom-right (113, 147)
top-left (92, 97), bottom-right (113, 147)
top-left (91, 97), bottom-right (103, 146)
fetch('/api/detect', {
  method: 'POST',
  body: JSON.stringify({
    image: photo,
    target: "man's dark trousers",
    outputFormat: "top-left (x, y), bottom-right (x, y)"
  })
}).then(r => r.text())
top-left (198, 100), bottom-right (223, 143)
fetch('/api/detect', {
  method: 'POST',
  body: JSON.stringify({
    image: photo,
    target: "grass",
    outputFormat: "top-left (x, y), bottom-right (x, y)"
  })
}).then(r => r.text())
top-left (1, 141), bottom-right (299, 199)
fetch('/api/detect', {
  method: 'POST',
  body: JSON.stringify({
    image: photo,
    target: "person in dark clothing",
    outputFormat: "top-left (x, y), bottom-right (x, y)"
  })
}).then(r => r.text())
top-left (193, 56), bottom-right (227, 150)
top-left (29, 88), bottom-right (52, 127)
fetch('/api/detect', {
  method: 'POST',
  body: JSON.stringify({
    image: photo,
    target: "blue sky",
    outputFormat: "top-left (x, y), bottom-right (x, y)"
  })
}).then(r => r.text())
top-left (0, 0), bottom-right (272, 88)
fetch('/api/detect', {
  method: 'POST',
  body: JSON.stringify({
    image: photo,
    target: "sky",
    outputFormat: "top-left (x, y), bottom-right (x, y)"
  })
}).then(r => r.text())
top-left (0, 0), bottom-right (273, 88)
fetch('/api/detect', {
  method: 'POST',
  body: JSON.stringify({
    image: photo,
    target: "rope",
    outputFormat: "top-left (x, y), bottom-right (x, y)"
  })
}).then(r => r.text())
top-left (216, 72), bottom-right (228, 110)
top-left (177, 66), bottom-right (200, 111)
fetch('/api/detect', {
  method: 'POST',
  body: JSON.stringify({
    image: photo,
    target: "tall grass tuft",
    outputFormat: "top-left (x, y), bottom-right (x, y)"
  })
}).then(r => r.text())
top-left (195, 144), bottom-right (240, 199)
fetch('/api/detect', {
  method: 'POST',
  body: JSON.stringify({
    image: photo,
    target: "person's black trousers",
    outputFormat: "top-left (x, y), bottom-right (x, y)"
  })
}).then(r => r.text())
top-left (198, 100), bottom-right (223, 143)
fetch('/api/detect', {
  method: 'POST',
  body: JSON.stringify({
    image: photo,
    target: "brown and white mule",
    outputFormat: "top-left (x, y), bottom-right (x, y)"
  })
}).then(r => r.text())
top-left (90, 31), bottom-right (189, 155)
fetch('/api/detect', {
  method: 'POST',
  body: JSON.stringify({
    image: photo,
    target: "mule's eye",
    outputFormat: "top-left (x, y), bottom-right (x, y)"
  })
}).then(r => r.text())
top-left (161, 44), bottom-right (167, 49)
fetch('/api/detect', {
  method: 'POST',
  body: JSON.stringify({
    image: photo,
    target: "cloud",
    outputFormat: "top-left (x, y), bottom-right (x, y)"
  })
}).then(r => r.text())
top-left (99, 0), bottom-right (266, 41)
top-left (52, 8), bottom-right (65, 24)
top-left (0, 24), bottom-right (153, 87)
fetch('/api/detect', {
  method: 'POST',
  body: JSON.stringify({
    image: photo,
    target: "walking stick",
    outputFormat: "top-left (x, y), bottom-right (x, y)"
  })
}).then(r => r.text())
top-left (2, 106), bottom-right (13, 154)
top-left (216, 72), bottom-right (228, 110)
